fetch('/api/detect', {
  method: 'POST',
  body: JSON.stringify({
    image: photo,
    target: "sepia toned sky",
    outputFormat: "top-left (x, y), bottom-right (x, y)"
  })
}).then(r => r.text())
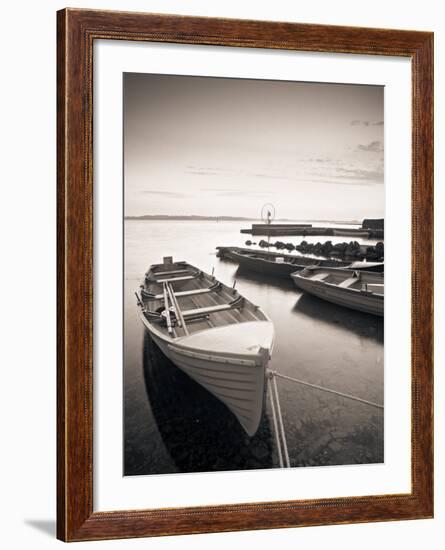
top-left (124, 73), bottom-right (384, 221)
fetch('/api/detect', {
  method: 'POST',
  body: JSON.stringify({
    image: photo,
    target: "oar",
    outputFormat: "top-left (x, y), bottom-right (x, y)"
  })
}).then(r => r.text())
top-left (162, 283), bottom-right (173, 335)
top-left (134, 292), bottom-right (143, 307)
top-left (166, 282), bottom-right (189, 336)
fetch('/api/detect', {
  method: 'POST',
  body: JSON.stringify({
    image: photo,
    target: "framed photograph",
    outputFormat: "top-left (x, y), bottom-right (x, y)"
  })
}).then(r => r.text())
top-left (57, 8), bottom-right (433, 542)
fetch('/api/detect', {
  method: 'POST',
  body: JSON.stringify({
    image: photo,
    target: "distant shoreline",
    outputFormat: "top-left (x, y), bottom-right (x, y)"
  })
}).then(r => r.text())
top-left (124, 215), bottom-right (362, 225)
top-left (125, 215), bottom-right (257, 221)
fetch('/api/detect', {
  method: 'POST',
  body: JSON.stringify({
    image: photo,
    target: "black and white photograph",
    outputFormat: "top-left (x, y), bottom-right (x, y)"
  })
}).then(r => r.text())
top-left (1, 0), bottom-right (439, 546)
top-left (124, 73), bottom-right (384, 476)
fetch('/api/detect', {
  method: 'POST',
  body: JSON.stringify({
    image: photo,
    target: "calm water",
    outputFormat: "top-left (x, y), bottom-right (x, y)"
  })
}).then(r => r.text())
top-left (124, 221), bottom-right (383, 475)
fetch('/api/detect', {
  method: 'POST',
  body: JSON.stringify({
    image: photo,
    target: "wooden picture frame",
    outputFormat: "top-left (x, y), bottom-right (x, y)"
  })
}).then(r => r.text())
top-left (57, 8), bottom-right (434, 542)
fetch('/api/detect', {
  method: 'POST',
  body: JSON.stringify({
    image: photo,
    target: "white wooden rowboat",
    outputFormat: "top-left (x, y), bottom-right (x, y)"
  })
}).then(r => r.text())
top-left (136, 257), bottom-right (274, 436)
top-left (291, 266), bottom-right (384, 316)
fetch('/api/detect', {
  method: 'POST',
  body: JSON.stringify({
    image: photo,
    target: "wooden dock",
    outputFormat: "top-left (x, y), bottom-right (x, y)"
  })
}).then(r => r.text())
top-left (240, 223), bottom-right (383, 239)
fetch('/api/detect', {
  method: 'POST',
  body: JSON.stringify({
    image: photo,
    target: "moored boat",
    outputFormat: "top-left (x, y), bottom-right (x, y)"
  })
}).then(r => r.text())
top-left (291, 266), bottom-right (384, 316)
top-left (136, 257), bottom-right (274, 436)
top-left (217, 246), bottom-right (383, 278)
top-left (332, 228), bottom-right (370, 237)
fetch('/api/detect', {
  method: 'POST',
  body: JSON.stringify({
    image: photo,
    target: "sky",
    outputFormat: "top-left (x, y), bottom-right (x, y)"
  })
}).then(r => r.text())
top-left (124, 73), bottom-right (384, 221)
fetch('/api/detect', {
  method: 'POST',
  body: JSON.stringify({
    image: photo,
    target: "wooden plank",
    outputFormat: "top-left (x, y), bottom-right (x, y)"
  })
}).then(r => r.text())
top-left (154, 268), bottom-right (190, 276)
top-left (310, 273), bottom-right (330, 281)
top-left (152, 287), bottom-right (214, 300)
top-left (154, 275), bottom-right (195, 283)
top-left (338, 277), bottom-right (358, 288)
top-left (182, 303), bottom-right (235, 317)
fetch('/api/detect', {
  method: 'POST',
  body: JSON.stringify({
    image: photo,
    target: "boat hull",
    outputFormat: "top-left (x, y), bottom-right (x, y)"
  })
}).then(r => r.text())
top-left (147, 329), bottom-right (269, 437)
top-left (227, 250), bottom-right (300, 278)
top-left (291, 272), bottom-right (383, 316)
top-left (332, 229), bottom-right (370, 237)
top-left (219, 247), bottom-right (350, 279)
top-left (140, 309), bottom-right (273, 437)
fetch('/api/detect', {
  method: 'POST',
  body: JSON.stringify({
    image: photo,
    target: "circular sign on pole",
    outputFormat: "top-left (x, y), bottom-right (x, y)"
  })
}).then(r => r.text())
top-left (261, 203), bottom-right (276, 247)
top-left (261, 203), bottom-right (276, 226)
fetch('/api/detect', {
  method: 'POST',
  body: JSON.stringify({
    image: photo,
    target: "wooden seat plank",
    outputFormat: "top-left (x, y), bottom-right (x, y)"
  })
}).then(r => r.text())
top-left (182, 304), bottom-right (234, 317)
top-left (182, 297), bottom-right (243, 318)
top-left (152, 287), bottom-right (215, 300)
top-left (154, 268), bottom-right (190, 276)
top-left (311, 273), bottom-right (330, 281)
top-left (153, 275), bottom-right (196, 283)
top-left (338, 277), bottom-right (358, 288)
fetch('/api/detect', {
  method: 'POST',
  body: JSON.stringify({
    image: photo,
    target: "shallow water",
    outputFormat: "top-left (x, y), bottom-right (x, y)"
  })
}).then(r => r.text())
top-left (124, 220), bottom-right (383, 475)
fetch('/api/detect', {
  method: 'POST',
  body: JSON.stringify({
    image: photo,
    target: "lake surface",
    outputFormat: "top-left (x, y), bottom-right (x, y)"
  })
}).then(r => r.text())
top-left (124, 220), bottom-right (383, 475)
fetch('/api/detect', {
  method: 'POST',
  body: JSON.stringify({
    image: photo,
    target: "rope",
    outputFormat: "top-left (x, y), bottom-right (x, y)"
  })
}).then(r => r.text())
top-left (267, 377), bottom-right (284, 468)
top-left (269, 370), bottom-right (384, 410)
top-left (265, 368), bottom-right (383, 469)
top-left (271, 374), bottom-right (291, 467)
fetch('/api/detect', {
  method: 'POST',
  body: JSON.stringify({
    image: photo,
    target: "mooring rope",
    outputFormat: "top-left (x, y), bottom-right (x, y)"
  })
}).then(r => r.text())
top-left (267, 376), bottom-right (284, 467)
top-left (271, 374), bottom-right (291, 467)
top-left (265, 368), bottom-right (383, 469)
top-left (269, 370), bottom-right (384, 410)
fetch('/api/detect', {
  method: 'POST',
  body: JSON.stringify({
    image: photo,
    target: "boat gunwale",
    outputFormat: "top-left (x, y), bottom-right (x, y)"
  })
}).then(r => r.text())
top-left (140, 312), bottom-right (274, 361)
top-left (234, 252), bottom-right (346, 269)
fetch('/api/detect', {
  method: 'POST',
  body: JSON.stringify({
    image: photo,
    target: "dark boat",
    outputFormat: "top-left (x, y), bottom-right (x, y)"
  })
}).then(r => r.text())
top-left (216, 246), bottom-right (383, 278)
top-left (332, 228), bottom-right (370, 238)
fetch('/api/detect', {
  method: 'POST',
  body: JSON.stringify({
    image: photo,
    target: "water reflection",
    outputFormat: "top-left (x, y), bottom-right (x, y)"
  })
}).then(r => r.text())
top-left (124, 221), bottom-right (384, 475)
top-left (293, 293), bottom-right (384, 343)
top-left (233, 265), bottom-right (295, 290)
top-left (142, 333), bottom-right (276, 473)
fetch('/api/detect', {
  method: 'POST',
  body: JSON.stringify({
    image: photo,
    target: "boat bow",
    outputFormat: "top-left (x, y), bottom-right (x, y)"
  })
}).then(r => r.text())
top-left (164, 320), bottom-right (274, 436)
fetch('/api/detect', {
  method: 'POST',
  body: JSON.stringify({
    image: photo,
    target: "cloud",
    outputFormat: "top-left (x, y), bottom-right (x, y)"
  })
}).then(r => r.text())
top-left (185, 166), bottom-right (239, 177)
top-left (215, 190), bottom-right (274, 198)
top-left (306, 163), bottom-right (383, 185)
top-left (199, 187), bottom-right (273, 197)
top-left (351, 120), bottom-right (384, 126)
top-left (140, 190), bottom-right (188, 198)
top-left (187, 165), bottom-right (296, 182)
top-left (186, 170), bottom-right (221, 176)
top-left (299, 157), bottom-right (341, 166)
top-left (306, 177), bottom-right (379, 187)
top-left (335, 166), bottom-right (383, 182)
top-left (356, 140), bottom-right (384, 153)
top-left (314, 157), bottom-right (331, 163)
top-left (249, 172), bottom-right (296, 181)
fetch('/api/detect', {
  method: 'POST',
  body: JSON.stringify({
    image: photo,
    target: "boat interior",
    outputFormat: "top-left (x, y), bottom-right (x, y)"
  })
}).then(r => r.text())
top-left (140, 260), bottom-right (267, 338)
top-left (299, 268), bottom-right (384, 294)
